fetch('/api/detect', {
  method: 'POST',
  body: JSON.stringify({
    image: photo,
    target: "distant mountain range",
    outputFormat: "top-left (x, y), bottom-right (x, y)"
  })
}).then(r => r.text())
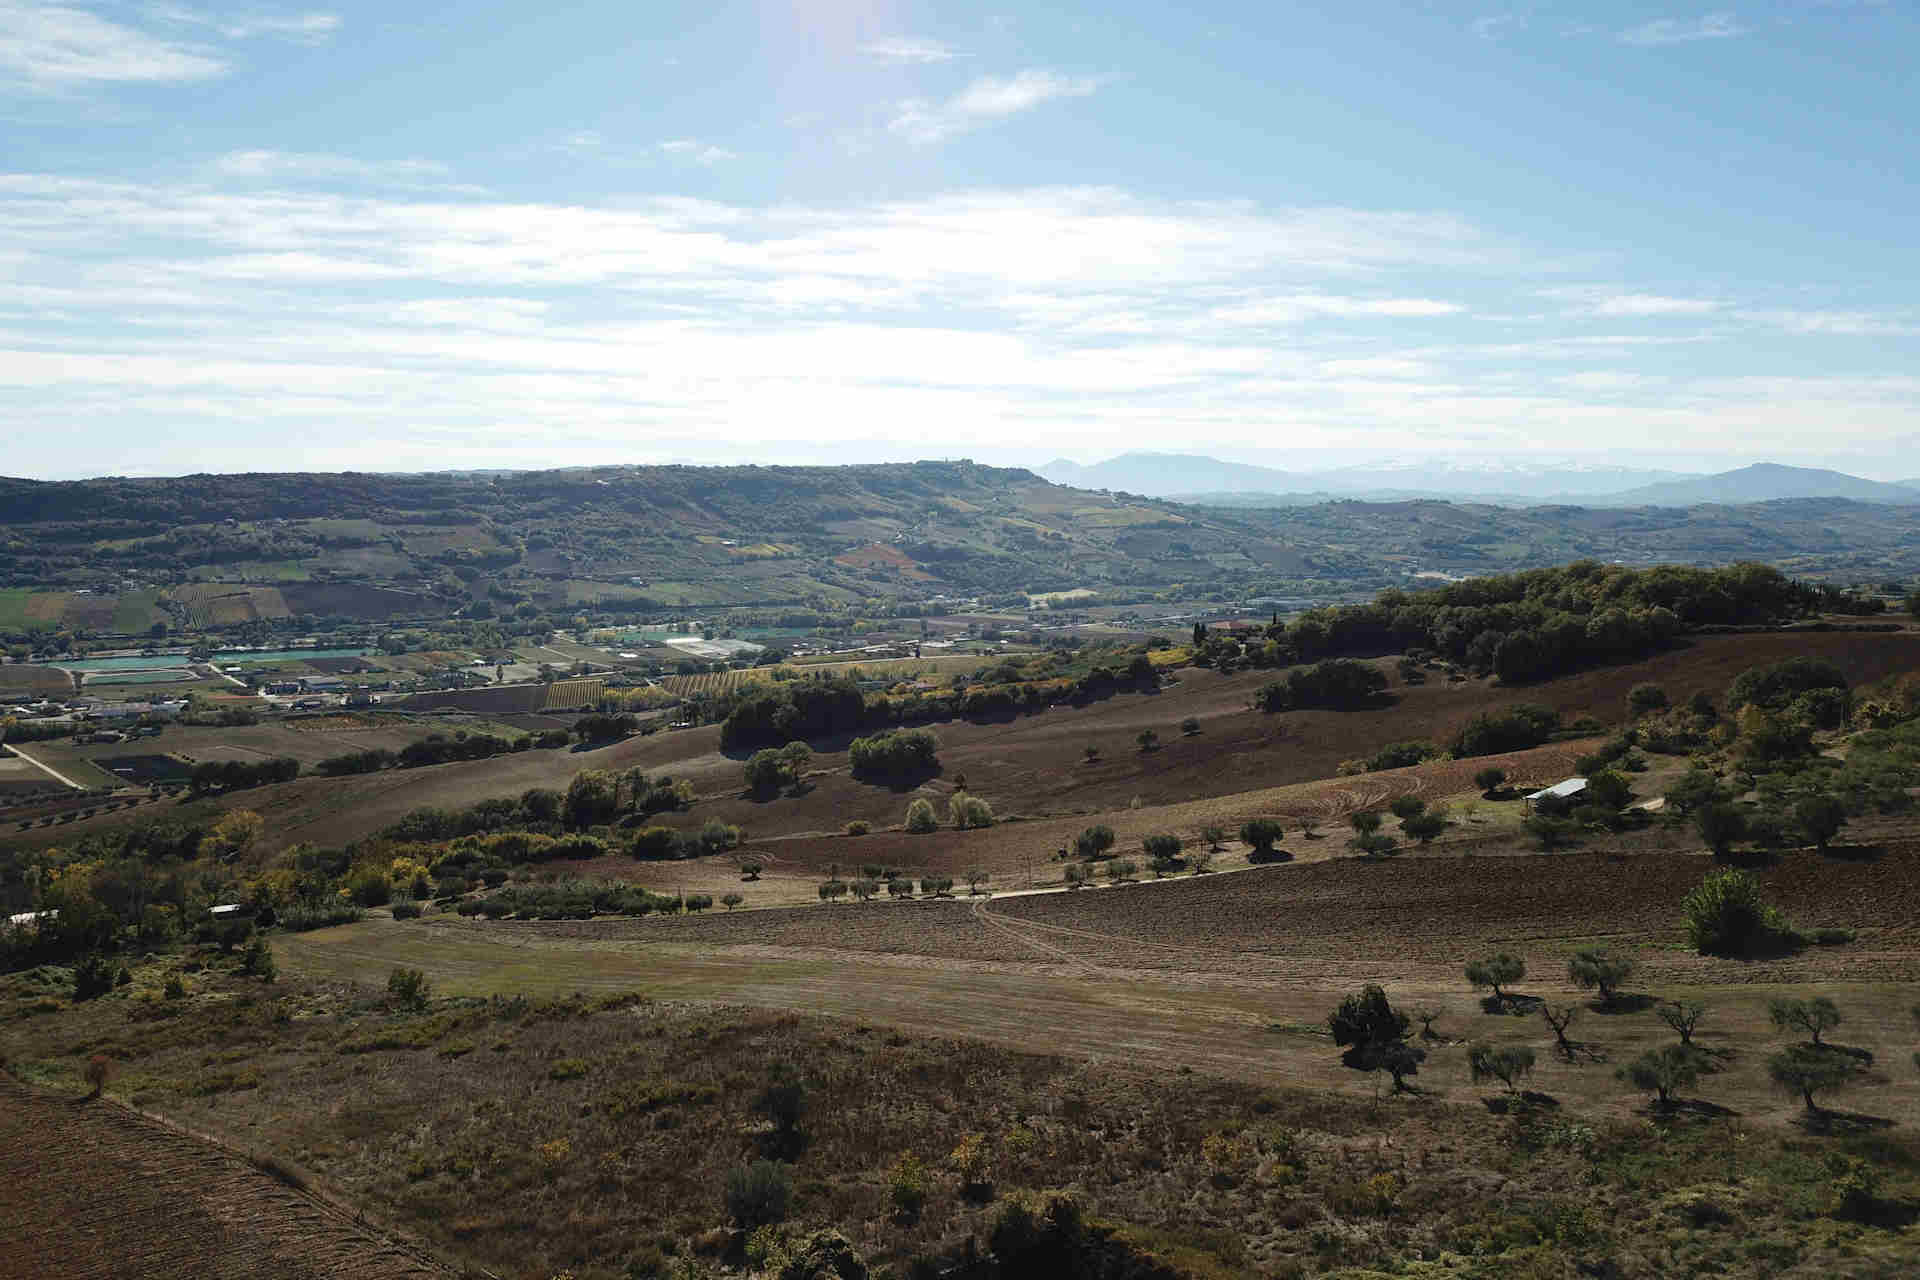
top-left (1038, 453), bottom-right (1920, 508)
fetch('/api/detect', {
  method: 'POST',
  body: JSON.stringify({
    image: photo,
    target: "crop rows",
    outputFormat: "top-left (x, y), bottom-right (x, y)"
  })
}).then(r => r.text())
top-left (541, 678), bottom-right (607, 710)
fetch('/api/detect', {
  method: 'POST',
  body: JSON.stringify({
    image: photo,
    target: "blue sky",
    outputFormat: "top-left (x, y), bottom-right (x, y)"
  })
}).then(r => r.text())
top-left (3, 0), bottom-right (1918, 479)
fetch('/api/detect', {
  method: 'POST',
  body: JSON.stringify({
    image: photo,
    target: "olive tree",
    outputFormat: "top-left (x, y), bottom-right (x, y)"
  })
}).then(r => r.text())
top-left (1617, 1044), bottom-right (1701, 1108)
top-left (1467, 1042), bottom-right (1535, 1095)
top-left (1769, 996), bottom-right (1842, 1046)
top-left (1568, 947), bottom-right (1637, 1006)
top-left (1465, 952), bottom-right (1526, 1005)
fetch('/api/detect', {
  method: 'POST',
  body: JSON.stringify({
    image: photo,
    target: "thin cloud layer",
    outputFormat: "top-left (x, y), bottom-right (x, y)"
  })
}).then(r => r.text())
top-left (1, 165), bottom-right (1914, 475)
top-left (889, 69), bottom-right (1103, 144)
top-left (0, 0), bottom-right (225, 88)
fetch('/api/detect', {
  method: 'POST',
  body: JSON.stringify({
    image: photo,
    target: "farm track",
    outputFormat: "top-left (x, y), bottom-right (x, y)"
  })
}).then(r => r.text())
top-left (0, 1078), bottom-right (450, 1280)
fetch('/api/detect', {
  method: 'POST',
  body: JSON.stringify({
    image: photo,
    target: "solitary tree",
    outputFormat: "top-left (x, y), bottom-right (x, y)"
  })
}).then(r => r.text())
top-left (1682, 866), bottom-right (1790, 956)
top-left (1137, 729), bottom-right (1159, 752)
top-left (1143, 833), bottom-right (1183, 876)
top-left (1239, 818), bottom-right (1285, 860)
top-left (851, 877), bottom-right (879, 902)
top-left (1474, 767), bottom-right (1507, 796)
top-left (1467, 1042), bottom-right (1535, 1095)
top-left (1075, 824), bottom-right (1116, 860)
top-left (1199, 824), bottom-right (1226, 851)
top-left (1618, 1044), bottom-right (1701, 1109)
top-left (1105, 858), bottom-right (1138, 883)
top-left (1769, 996), bottom-right (1842, 1046)
top-left (964, 868), bottom-right (990, 896)
top-left (1328, 984), bottom-right (1414, 1075)
top-left (1465, 952), bottom-right (1527, 1006)
top-left (1656, 1000), bottom-right (1707, 1045)
top-left (721, 893), bottom-right (744, 911)
top-left (1794, 794), bottom-right (1848, 852)
top-left (1389, 795), bottom-right (1426, 821)
top-left (1768, 1044), bottom-right (1859, 1114)
top-left (1567, 947), bottom-right (1637, 1006)
top-left (1349, 811), bottom-right (1383, 836)
top-left (905, 798), bottom-right (938, 834)
top-left (740, 861), bottom-right (764, 881)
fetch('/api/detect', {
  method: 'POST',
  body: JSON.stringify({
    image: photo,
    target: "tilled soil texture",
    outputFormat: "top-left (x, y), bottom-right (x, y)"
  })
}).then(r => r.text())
top-left (472, 822), bottom-right (1920, 985)
top-left (0, 1078), bottom-right (448, 1280)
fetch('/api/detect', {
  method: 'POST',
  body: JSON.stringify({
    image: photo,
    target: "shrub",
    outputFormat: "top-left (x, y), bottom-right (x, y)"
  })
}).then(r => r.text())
top-left (72, 954), bottom-right (116, 1002)
top-left (1063, 863), bottom-right (1092, 890)
top-left (1136, 729), bottom-right (1159, 752)
top-left (949, 792), bottom-right (994, 830)
top-left (1074, 824), bottom-right (1116, 859)
top-left (1628, 683), bottom-right (1670, 716)
top-left (348, 873), bottom-right (391, 907)
top-left (1682, 867), bottom-right (1791, 956)
top-left (1180, 717), bottom-right (1200, 736)
top-left (1105, 858), bottom-right (1138, 883)
top-left (684, 893), bottom-right (714, 913)
top-left (1349, 810), bottom-right (1382, 835)
top-left (1693, 802), bottom-right (1748, 856)
top-left (848, 729), bottom-right (939, 779)
top-left (844, 820), bottom-right (870, 836)
top-left (726, 1159), bottom-right (793, 1227)
top-left (1199, 824), bottom-right (1226, 850)
top-left (1618, 1044), bottom-right (1701, 1108)
top-left (239, 936), bottom-right (276, 982)
top-left (1473, 766), bottom-right (1507, 794)
top-left (391, 902), bottom-right (422, 920)
top-left (888, 1152), bottom-right (929, 1221)
top-left (1388, 794), bottom-right (1427, 820)
top-left (1794, 793), bottom-right (1847, 851)
top-left (1350, 833), bottom-right (1399, 859)
top-left (84, 1054), bottom-right (113, 1099)
top-left (1402, 812), bottom-right (1446, 844)
top-left (1567, 947), bottom-right (1635, 1004)
top-left (163, 974), bottom-right (187, 1000)
top-left (1523, 815), bottom-right (1580, 850)
top-left (904, 799), bottom-right (938, 834)
top-left (1370, 741), bottom-right (1439, 772)
top-left (387, 966), bottom-right (430, 1011)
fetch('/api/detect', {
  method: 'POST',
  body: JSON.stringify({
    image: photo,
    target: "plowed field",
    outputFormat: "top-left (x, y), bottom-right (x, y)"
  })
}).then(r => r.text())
top-left (0, 1079), bottom-right (447, 1280)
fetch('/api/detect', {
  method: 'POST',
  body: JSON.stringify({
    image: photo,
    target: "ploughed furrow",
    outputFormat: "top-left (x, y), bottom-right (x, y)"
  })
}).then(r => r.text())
top-left (0, 1078), bottom-right (449, 1280)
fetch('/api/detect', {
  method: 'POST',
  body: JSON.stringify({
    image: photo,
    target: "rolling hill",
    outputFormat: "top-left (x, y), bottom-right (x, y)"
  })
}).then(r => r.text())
top-left (1604, 462), bottom-right (1920, 507)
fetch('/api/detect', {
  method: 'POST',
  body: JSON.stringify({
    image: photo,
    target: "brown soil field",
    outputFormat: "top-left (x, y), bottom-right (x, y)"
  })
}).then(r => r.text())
top-left (0, 1079), bottom-right (448, 1279)
top-left (172, 584), bottom-right (292, 625)
top-left (395, 685), bottom-right (547, 714)
top-left (0, 663), bottom-right (76, 692)
top-left (279, 583), bottom-right (436, 620)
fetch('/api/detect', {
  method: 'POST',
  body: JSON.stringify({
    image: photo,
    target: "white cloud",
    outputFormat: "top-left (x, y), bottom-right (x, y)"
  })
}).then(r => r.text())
top-left (1213, 295), bottom-right (1466, 326)
top-left (1618, 13), bottom-right (1747, 46)
top-left (889, 69), bottom-right (1103, 144)
top-left (1, 169), bottom-right (1915, 476)
top-left (1545, 288), bottom-right (1721, 316)
top-left (144, 5), bottom-right (339, 44)
top-left (1743, 308), bottom-right (1919, 336)
top-left (860, 36), bottom-right (960, 63)
top-left (211, 149), bottom-right (451, 183)
top-left (658, 139), bottom-right (736, 165)
top-left (0, 0), bottom-right (225, 89)
top-left (1470, 14), bottom-right (1525, 40)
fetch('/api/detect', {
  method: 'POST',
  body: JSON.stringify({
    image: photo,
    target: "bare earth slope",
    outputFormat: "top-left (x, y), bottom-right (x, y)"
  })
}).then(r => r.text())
top-left (0, 1079), bottom-right (447, 1280)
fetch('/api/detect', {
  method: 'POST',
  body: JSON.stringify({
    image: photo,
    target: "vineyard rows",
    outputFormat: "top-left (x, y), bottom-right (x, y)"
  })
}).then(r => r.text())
top-left (541, 678), bottom-right (607, 710)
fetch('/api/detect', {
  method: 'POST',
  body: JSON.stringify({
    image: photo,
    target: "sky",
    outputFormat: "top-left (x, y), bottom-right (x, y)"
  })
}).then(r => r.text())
top-left (3, 0), bottom-right (1919, 481)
